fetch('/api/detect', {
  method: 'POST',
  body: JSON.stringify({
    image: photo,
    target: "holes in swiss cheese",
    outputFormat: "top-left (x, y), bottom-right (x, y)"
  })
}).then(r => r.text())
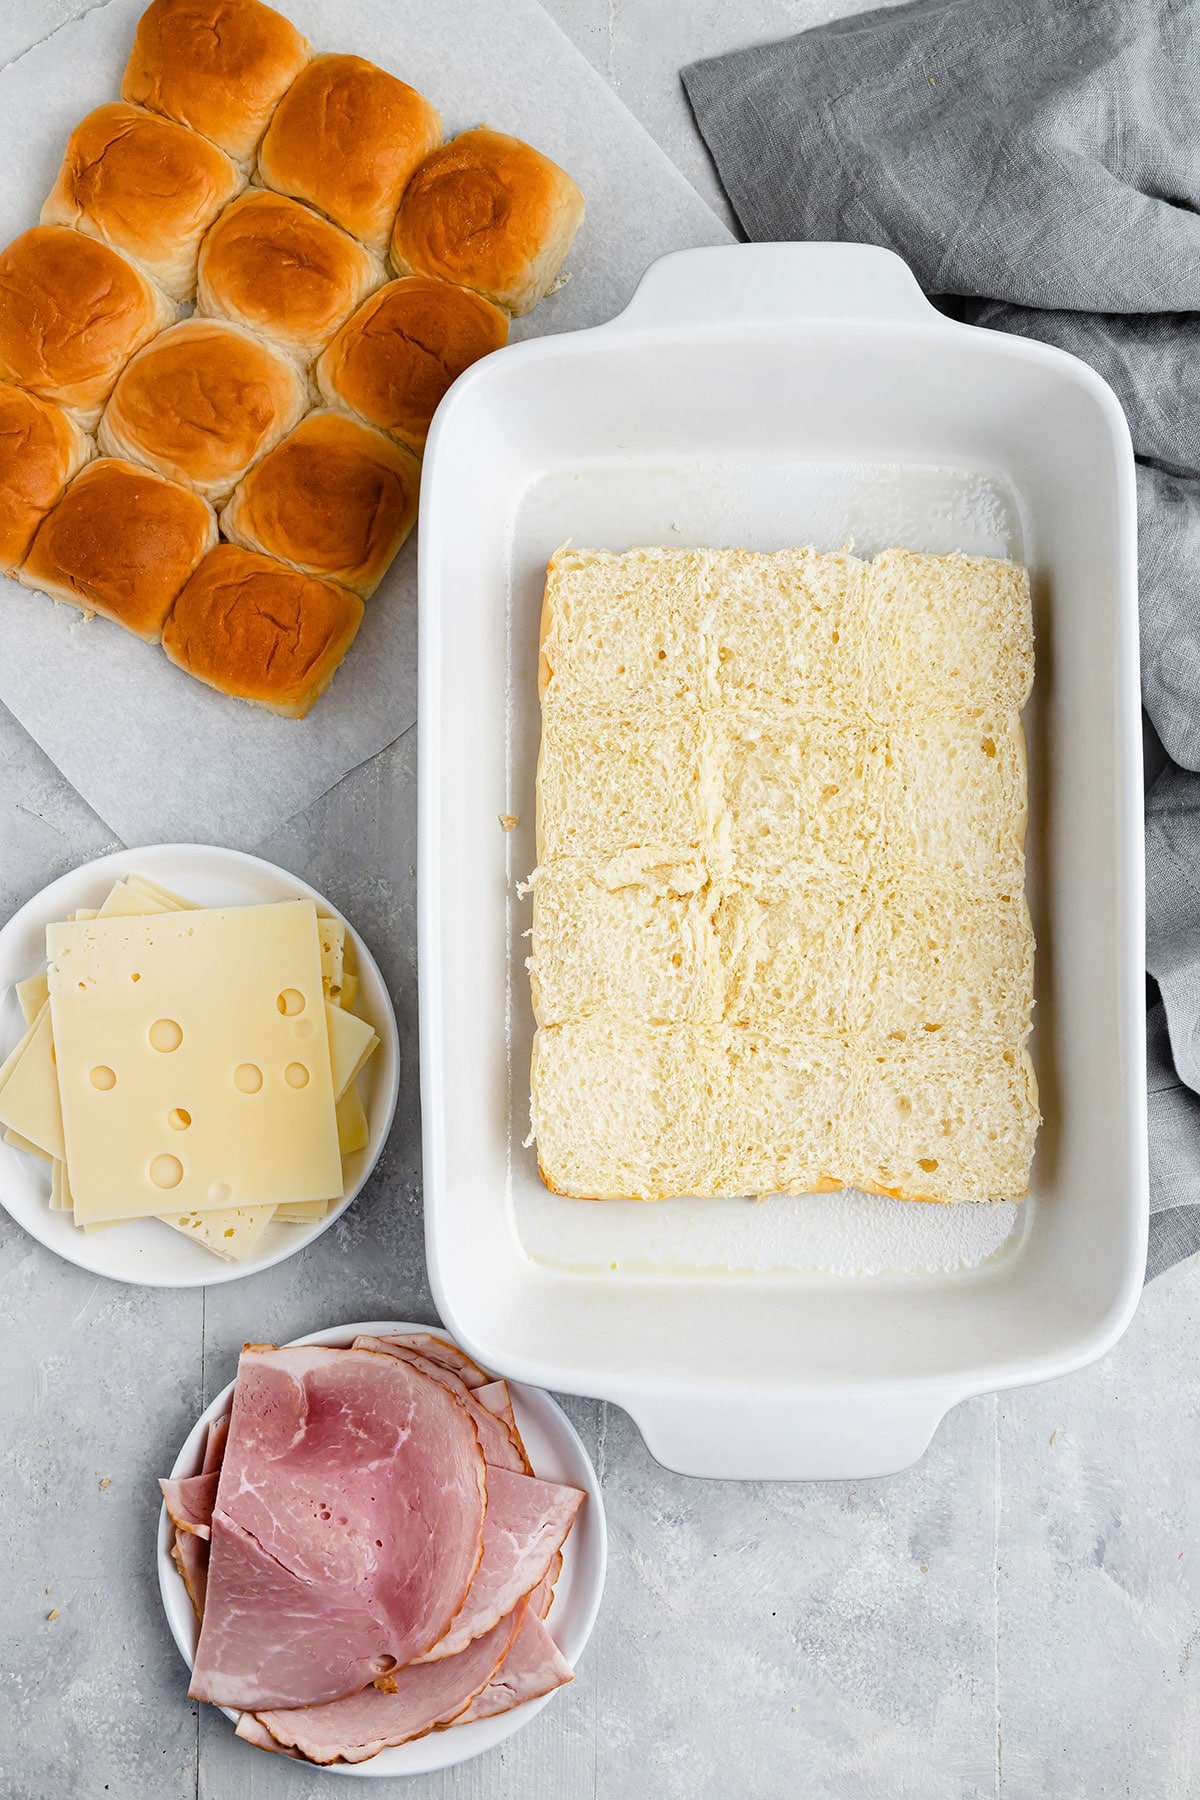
top-left (149, 1018), bottom-right (183, 1053)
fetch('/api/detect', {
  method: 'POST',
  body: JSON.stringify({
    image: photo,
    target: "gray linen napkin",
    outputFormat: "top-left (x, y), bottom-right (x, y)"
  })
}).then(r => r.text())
top-left (683, 0), bottom-right (1200, 1277)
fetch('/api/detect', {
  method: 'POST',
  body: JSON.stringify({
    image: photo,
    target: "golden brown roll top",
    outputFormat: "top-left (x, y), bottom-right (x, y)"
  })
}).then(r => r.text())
top-left (195, 190), bottom-right (382, 359)
top-left (258, 53), bottom-right (442, 254)
top-left (41, 103), bottom-right (244, 302)
top-left (19, 457), bottom-right (216, 641)
top-left (390, 127), bottom-right (584, 316)
top-left (315, 276), bottom-right (508, 453)
top-left (161, 543), bottom-right (363, 717)
top-left (0, 385), bottom-right (92, 572)
top-left (0, 226), bottom-right (175, 425)
top-left (122, 0), bottom-right (312, 166)
top-left (220, 409), bottom-right (419, 598)
top-left (97, 318), bottom-right (308, 505)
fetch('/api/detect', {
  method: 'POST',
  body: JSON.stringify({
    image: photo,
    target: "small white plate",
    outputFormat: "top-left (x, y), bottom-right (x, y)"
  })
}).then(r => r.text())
top-left (158, 1320), bottom-right (607, 1777)
top-left (0, 845), bottom-right (400, 1287)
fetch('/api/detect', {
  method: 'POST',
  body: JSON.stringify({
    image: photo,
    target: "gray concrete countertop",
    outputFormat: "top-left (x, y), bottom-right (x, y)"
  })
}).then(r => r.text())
top-left (1, 4), bottom-right (1197, 1797)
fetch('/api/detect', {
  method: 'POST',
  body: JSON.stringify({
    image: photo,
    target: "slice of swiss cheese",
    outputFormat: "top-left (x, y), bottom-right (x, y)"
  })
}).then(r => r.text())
top-left (4, 1126), bottom-right (50, 1160)
top-left (326, 1002), bottom-right (379, 1100)
top-left (16, 973), bottom-right (49, 1025)
top-left (125, 875), bottom-right (197, 911)
top-left (162, 1206), bottom-right (277, 1260)
top-left (274, 1198), bottom-right (331, 1223)
top-left (0, 1004), bottom-right (64, 1160)
top-left (97, 882), bottom-right (172, 918)
top-left (48, 901), bottom-right (342, 1223)
top-left (336, 1081), bottom-right (369, 1155)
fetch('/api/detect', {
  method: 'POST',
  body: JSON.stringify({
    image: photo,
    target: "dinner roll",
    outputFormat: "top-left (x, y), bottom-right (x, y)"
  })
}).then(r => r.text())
top-left (390, 127), bottom-right (584, 316)
top-left (315, 277), bottom-right (507, 452)
top-left (0, 226), bottom-right (175, 427)
top-left (122, 0), bottom-right (311, 166)
top-left (162, 544), bottom-right (364, 717)
top-left (19, 457), bottom-right (216, 642)
top-left (196, 190), bottom-right (382, 359)
top-left (41, 103), bottom-right (244, 301)
top-left (0, 385), bottom-right (92, 571)
top-left (98, 318), bottom-right (308, 505)
top-left (258, 54), bottom-right (442, 254)
top-left (220, 410), bottom-right (420, 598)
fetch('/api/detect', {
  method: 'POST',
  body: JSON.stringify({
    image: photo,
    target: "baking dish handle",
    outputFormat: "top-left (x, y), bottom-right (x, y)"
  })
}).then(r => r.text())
top-left (609, 242), bottom-right (942, 335)
top-left (622, 1385), bottom-right (959, 1482)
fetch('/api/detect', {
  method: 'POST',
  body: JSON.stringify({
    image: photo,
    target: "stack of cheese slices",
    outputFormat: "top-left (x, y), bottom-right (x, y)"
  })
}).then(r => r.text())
top-left (0, 873), bottom-right (378, 1261)
top-left (530, 544), bottom-right (1040, 1206)
top-left (162, 1332), bottom-right (583, 1765)
top-left (0, 0), bottom-right (585, 717)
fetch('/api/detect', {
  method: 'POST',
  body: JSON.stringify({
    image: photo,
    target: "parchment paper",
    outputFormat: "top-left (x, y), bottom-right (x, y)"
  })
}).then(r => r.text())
top-left (0, 0), bottom-right (729, 849)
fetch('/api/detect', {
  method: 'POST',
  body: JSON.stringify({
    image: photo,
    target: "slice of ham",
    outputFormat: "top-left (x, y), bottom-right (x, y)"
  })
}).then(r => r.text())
top-left (160, 1471), bottom-right (219, 1540)
top-left (172, 1528), bottom-right (209, 1620)
top-left (354, 1335), bottom-right (524, 1473)
top-left (382, 1331), bottom-right (491, 1390)
top-left (189, 1344), bottom-right (487, 1711)
top-left (457, 1609), bottom-right (574, 1724)
top-left (533, 1550), bottom-right (563, 1621)
top-left (254, 1609), bottom-right (524, 1765)
top-left (235, 1712), bottom-right (302, 1758)
top-left (475, 1380), bottom-right (532, 1473)
top-left (201, 1414), bottom-right (229, 1475)
top-left (416, 1466), bottom-right (583, 1663)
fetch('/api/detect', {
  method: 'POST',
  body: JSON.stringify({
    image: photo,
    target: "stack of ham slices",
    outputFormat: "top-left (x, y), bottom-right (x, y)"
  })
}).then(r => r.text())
top-left (160, 1331), bottom-right (585, 1765)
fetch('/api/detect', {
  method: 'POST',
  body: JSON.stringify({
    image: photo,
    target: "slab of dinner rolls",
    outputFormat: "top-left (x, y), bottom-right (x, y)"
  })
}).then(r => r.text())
top-left (391, 127), bottom-right (585, 316)
top-left (315, 277), bottom-right (508, 453)
top-left (0, 226), bottom-right (175, 427)
top-left (122, 0), bottom-right (312, 167)
top-left (162, 544), bottom-right (364, 717)
top-left (529, 545), bottom-right (1040, 1205)
top-left (19, 457), bottom-right (216, 642)
top-left (196, 190), bottom-right (382, 360)
top-left (220, 410), bottom-right (419, 598)
top-left (0, 385), bottom-right (92, 571)
top-left (41, 103), bottom-right (244, 302)
top-left (98, 318), bottom-right (308, 505)
top-left (258, 54), bottom-right (442, 255)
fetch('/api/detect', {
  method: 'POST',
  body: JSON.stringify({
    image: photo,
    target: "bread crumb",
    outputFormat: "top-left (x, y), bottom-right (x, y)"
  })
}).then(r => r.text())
top-left (46, 1609), bottom-right (59, 1622)
top-left (499, 814), bottom-right (518, 831)
top-left (98, 1476), bottom-right (111, 1491)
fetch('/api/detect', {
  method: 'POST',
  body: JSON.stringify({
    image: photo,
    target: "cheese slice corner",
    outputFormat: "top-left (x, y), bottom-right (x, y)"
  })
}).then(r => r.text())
top-left (325, 1000), bottom-right (379, 1101)
top-left (15, 972), bottom-right (49, 1026)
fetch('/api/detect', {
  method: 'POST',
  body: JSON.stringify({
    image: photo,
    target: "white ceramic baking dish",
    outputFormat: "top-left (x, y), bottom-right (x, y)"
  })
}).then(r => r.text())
top-left (418, 242), bottom-right (1146, 1480)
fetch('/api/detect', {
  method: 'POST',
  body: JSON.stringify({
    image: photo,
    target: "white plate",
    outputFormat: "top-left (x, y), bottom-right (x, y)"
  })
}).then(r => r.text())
top-left (0, 845), bottom-right (399, 1287)
top-left (158, 1319), bottom-right (607, 1777)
